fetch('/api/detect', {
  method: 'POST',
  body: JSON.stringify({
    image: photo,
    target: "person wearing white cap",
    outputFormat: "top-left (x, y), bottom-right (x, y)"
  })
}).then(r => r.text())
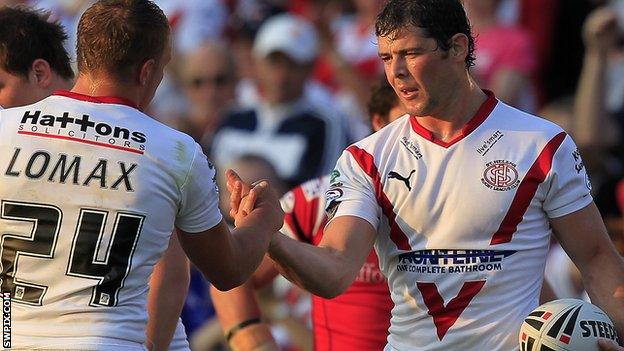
top-left (211, 13), bottom-right (349, 188)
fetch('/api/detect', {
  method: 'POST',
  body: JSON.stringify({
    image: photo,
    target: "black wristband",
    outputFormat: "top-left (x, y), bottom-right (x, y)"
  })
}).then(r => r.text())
top-left (225, 317), bottom-right (263, 343)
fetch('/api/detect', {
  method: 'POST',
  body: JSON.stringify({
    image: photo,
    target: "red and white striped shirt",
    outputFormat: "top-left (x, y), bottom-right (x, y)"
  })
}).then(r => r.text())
top-left (325, 91), bottom-right (592, 350)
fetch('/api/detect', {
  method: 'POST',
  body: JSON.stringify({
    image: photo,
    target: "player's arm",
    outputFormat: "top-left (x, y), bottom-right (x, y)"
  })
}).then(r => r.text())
top-left (177, 180), bottom-right (282, 291)
top-left (210, 259), bottom-right (279, 351)
top-left (146, 233), bottom-right (190, 351)
top-left (268, 215), bottom-right (376, 298)
top-left (228, 170), bottom-right (376, 298)
top-left (228, 147), bottom-right (379, 298)
top-left (175, 142), bottom-right (283, 291)
top-left (551, 203), bottom-right (624, 343)
top-left (539, 279), bottom-right (557, 304)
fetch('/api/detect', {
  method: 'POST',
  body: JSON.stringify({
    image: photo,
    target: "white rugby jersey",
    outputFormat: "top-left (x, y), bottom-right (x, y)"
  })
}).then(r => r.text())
top-left (325, 91), bottom-right (592, 351)
top-left (0, 91), bottom-right (222, 349)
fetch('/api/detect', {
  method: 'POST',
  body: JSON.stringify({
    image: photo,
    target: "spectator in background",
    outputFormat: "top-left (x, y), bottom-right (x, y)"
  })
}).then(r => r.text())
top-left (574, 6), bottom-right (623, 150)
top-left (34, 0), bottom-right (94, 64)
top-left (173, 41), bottom-right (238, 152)
top-left (154, 0), bottom-right (227, 55)
top-left (218, 154), bottom-right (288, 219)
top-left (464, 0), bottom-right (538, 111)
top-left (573, 5), bottom-right (624, 222)
top-left (212, 13), bottom-right (348, 188)
top-left (541, 0), bottom-right (596, 102)
top-left (309, 0), bottom-right (385, 117)
top-left (573, 7), bottom-right (624, 149)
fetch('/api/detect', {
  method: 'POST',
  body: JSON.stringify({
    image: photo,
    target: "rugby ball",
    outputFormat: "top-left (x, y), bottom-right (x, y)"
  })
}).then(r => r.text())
top-left (519, 299), bottom-right (619, 351)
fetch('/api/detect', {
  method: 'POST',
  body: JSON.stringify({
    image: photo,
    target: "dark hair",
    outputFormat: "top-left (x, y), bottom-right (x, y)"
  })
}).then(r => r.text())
top-left (375, 0), bottom-right (476, 69)
top-left (76, 0), bottom-right (170, 80)
top-left (368, 78), bottom-right (400, 122)
top-left (0, 6), bottom-right (74, 80)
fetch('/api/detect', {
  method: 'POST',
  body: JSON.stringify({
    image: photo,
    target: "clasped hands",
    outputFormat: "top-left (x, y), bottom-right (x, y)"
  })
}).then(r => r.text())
top-left (225, 169), bottom-right (284, 235)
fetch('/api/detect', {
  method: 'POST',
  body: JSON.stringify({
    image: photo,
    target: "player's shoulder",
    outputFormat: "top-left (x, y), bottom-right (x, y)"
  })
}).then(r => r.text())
top-left (350, 113), bottom-right (411, 152)
top-left (490, 100), bottom-right (566, 139)
top-left (0, 97), bottom-right (54, 129)
top-left (0, 98), bottom-right (43, 115)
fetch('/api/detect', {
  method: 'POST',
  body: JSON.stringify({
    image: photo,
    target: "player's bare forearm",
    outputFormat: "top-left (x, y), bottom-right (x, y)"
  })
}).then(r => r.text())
top-left (268, 216), bottom-right (376, 298)
top-left (211, 280), bottom-right (262, 331)
top-left (580, 243), bottom-right (624, 340)
top-left (179, 180), bottom-right (283, 291)
top-left (551, 203), bottom-right (624, 340)
top-left (146, 234), bottom-right (190, 351)
top-left (268, 233), bottom-right (351, 298)
top-left (210, 281), bottom-right (278, 351)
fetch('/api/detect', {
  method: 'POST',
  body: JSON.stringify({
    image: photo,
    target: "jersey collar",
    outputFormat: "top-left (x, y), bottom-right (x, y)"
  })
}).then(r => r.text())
top-left (52, 90), bottom-right (138, 109)
top-left (409, 90), bottom-right (498, 148)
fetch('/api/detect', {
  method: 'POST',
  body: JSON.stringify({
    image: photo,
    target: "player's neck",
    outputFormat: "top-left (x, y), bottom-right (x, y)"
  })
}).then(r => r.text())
top-left (50, 75), bottom-right (73, 92)
top-left (71, 73), bottom-right (141, 107)
top-left (415, 78), bottom-right (487, 143)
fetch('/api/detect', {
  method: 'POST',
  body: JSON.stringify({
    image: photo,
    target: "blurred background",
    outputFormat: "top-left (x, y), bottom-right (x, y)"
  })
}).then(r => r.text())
top-left (6, 0), bottom-right (624, 349)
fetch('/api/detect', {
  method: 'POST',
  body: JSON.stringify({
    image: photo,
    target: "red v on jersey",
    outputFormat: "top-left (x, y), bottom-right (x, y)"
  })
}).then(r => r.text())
top-left (417, 281), bottom-right (487, 340)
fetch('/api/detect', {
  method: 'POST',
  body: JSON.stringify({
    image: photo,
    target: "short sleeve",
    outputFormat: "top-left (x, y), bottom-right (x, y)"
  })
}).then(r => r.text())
top-left (175, 143), bottom-right (223, 233)
top-left (543, 135), bottom-right (593, 218)
top-left (324, 149), bottom-right (381, 230)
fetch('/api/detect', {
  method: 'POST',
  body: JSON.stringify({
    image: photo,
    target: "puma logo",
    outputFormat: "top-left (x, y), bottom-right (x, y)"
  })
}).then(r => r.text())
top-left (388, 170), bottom-right (415, 191)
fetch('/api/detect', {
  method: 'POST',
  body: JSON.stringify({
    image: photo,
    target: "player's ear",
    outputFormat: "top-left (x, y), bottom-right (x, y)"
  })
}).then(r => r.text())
top-left (30, 59), bottom-right (52, 88)
top-left (138, 58), bottom-right (156, 87)
top-left (371, 114), bottom-right (387, 132)
top-left (449, 33), bottom-right (469, 64)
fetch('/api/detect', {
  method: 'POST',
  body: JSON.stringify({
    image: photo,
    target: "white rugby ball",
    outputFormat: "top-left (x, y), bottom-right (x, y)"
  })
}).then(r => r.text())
top-left (519, 299), bottom-right (619, 351)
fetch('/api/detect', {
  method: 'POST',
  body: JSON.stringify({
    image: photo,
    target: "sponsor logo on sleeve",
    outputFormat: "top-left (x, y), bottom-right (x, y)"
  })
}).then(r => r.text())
top-left (572, 149), bottom-right (592, 191)
top-left (329, 169), bottom-right (341, 185)
top-left (208, 161), bottom-right (219, 193)
top-left (326, 188), bottom-right (343, 202)
top-left (572, 149), bottom-right (584, 173)
top-left (325, 186), bottom-right (344, 220)
top-left (325, 200), bottom-right (341, 220)
top-left (326, 171), bottom-right (345, 220)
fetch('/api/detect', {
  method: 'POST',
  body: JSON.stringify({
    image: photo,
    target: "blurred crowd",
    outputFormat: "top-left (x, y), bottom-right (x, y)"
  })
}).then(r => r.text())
top-left (4, 0), bottom-right (624, 349)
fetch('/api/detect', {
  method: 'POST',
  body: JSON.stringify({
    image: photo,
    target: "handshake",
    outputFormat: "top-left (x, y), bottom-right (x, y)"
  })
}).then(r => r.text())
top-left (225, 169), bottom-right (284, 237)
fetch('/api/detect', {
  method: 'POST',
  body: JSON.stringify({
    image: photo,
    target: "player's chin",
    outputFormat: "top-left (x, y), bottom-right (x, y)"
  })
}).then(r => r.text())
top-left (405, 104), bottom-right (428, 118)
